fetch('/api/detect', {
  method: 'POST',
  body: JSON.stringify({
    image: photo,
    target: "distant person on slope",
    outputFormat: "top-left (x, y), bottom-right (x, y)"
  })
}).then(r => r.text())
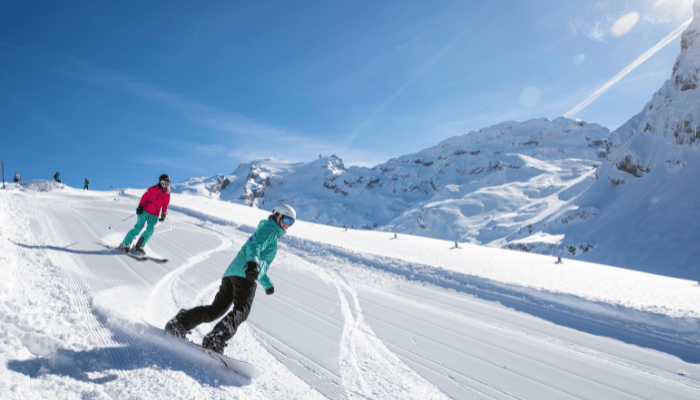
top-left (84, 178), bottom-right (89, 190)
top-left (53, 172), bottom-right (61, 183)
top-left (13, 171), bottom-right (20, 183)
top-left (164, 204), bottom-right (296, 354)
top-left (117, 174), bottom-right (171, 256)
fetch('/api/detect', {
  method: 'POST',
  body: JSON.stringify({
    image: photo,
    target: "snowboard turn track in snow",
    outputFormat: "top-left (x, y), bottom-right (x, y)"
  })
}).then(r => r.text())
top-left (2, 185), bottom-right (700, 399)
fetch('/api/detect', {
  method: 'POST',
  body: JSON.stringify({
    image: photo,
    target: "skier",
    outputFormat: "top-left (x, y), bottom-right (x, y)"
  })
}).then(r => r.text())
top-left (164, 204), bottom-right (296, 354)
top-left (53, 172), bottom-right (61, 183)
top-left (84, 178), bottom-right (89, 190)
top-left (13, 171), bottom-right (20, 183)
top-left (117, 174), bottom-right (170, 256)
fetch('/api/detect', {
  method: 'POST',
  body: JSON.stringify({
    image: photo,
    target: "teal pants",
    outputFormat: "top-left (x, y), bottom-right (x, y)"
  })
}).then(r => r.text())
top-left (122, 213), bottom-right (159, 247)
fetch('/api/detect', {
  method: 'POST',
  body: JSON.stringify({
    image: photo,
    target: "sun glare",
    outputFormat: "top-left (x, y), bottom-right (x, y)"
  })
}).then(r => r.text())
top-left (653, 0), bottom-right (695, 20)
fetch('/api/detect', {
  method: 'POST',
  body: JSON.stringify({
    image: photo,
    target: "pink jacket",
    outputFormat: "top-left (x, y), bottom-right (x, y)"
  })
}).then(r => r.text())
top-left (139, 184), bottom-right (170, 216)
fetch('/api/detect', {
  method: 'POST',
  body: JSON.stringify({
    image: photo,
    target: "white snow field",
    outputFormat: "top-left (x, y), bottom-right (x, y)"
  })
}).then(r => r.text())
top-left (2, 183), bottom-right (700, 399)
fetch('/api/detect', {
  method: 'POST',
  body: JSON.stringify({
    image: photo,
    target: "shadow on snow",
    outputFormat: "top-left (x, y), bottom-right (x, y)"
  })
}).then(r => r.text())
top-left (14, 242), bottom-right (116, 256)
top-left (7, 312), bottom-right (251, 387)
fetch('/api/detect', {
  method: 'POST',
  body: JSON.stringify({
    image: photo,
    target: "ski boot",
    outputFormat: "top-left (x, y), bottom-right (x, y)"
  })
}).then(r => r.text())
top-left (202, 330), bottom-right (227, 354)
top-left (116, 243), bottom-right (129, 252)
top-left (164, 309), bottom-right (191, 339)
top-left (130, 237), bottom-right (146, 257)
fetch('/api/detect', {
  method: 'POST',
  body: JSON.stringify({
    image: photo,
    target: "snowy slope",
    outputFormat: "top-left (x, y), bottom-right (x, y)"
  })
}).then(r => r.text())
top-left (2, 185), bottom-right (700, 399)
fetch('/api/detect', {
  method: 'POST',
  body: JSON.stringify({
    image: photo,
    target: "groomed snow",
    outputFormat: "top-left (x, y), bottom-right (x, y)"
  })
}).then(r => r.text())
top-left (1, 184), bottom-right (699, 399)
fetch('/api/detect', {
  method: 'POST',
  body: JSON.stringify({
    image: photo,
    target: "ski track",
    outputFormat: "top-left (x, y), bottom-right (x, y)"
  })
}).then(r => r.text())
top-left (282, 233), bottom-right (700, 353)
top-left (365, 300), bottom-right (633, 400)
top-left (333, 277), bottom-right (451, 400)
top-left (394, 288), bottom-right (700, 392)
top-left (144, 220), bottom-right (234, 323)
top-left (274, 231), bottom-right (700, 399)
top-left (261, 245), bottom-right (452, 400)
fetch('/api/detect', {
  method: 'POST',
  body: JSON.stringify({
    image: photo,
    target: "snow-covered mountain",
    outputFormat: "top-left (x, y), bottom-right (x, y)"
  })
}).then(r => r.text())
top-left (172, 3), bottom-right (700, 279)
top-left (172, 117), bottom-right (610, 240)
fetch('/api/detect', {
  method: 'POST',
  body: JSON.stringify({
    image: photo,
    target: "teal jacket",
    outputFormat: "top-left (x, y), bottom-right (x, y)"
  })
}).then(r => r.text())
top-left (223, 219), bottom-right (286, 290)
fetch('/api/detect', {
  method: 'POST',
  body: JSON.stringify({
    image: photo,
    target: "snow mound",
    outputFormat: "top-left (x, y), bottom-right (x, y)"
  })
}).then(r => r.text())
top-left (20, 180), bottom-right (65, 192)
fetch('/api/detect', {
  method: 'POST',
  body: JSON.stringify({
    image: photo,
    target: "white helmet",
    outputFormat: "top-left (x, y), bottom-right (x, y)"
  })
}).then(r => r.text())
top-left (272, 204), bottom-right (296, 221)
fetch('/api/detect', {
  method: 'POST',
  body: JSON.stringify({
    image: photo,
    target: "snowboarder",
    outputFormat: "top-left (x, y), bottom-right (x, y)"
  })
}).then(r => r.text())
top-left (84, 178), bottom-right (89, 190)
top-left (117, 174), bottom-right (171, 256)
top-left (13, 171), bottom-right (20, 183)
top-left (53, 172), bottom-right (61, 183)
top-left (164, 204), bottom-right (296, 354)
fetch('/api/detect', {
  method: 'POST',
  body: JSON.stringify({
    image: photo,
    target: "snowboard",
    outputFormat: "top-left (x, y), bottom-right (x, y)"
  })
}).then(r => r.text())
top-left (141, 320), bottom-right (260, 380)
top-left (99, 243), bottom-right (168, 263)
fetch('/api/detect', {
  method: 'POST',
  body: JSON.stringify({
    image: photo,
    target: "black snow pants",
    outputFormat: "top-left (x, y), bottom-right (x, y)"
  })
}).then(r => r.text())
top-left (180, 276), bottom-right (256, 341)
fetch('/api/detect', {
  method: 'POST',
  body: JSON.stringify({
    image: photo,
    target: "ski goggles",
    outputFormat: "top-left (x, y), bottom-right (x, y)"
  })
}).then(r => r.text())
top-left (160, 180), bottom-right (170, 186)
top-left (281, 216), bottom-right (295, 226)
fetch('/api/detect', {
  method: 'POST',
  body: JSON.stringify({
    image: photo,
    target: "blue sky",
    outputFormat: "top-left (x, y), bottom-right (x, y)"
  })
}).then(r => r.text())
top-left (0, 0), bottom-right (695, 189)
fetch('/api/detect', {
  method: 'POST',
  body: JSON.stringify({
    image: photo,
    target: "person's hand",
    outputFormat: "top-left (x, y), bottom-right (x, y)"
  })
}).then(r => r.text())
top-left (245, 261), bottom-right (259, 281)
top-left (265, 287), bottom-right (274, 295)
top-left (136, 205), bottom-right (144, 215)
top-left (159, 213), bottom-right (166, 222)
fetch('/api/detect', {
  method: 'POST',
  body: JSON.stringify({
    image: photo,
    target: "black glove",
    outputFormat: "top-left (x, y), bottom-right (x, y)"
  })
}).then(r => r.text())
top-left (159, 213), bottom-right (166, 222)
top-left (245, 261), bottom-right (259, 281)
top-left (265, 287), bottom-right (274, 295)
top-left (136, 205), bottom-right (144, 215)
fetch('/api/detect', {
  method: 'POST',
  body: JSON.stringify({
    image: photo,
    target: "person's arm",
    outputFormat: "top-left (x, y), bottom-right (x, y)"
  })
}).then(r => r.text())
top-left (161, 191), bottom-right (170, 215)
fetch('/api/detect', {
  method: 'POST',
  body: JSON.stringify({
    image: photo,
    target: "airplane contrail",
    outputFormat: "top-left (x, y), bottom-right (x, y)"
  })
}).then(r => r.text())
top-left (564, 18), bottom-right (692, 118)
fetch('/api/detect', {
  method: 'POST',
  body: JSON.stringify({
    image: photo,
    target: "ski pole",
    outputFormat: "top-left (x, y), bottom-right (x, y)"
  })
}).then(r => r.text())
top-left (121, 214), bottom-right (136, 222)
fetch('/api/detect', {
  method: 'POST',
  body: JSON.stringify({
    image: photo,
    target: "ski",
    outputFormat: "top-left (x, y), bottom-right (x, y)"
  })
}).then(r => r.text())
top-left (98, 243), bottom-right (147, 260)
top-left (97, 243), bottom-right (167, 262)
top-left (125, 251), bottom-right (148, 261)
top-left (144, 255), bottom-right (169, 263)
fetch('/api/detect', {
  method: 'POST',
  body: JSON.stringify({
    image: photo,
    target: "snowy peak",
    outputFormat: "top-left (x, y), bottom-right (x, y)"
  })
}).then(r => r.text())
top-left (674, 1), bottom-right (700, 93)
top-left (675, 19), bottom-right (700, 93)
top-left (616, 2), bottom-right (700, 148)
top-left (301, 155), bottom-right (347, 177)
top-left (170, 175), bottom-right (226, 197)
